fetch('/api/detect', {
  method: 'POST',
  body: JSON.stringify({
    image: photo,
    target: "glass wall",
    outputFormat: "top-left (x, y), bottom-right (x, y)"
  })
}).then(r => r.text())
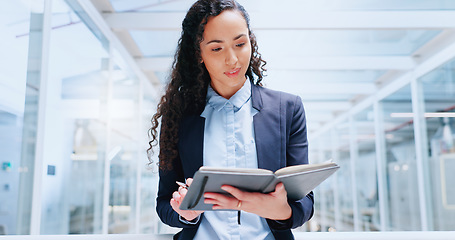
top-left (40, 0), bottom-right (110, 234)
top-left (313, 133), bottom-right (335, 231)
top-left (381, 85), bottom-right (421, 230)
top-left (353, 107), bottom-right (379, 231)
top-left (310, 123), bottom-right (357, 232)
top-left (420, 58), bottom-right (455, 230)
top-left (311, 64), bottom-right (455, 232)
top-left (0, 0), bottom-right (157, 235)
top-left (108, 58), bottom-right (141, 233)
top-left (139, 82), bottom-right (158, 234)
top-left (333, 124), bottom-right (354, 231)
top-left (0, 1), bottom-right (31, 235)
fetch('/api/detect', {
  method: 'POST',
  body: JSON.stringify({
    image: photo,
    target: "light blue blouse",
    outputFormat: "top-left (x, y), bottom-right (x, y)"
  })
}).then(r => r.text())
top-left (193, 80), bottom-right (274, 240)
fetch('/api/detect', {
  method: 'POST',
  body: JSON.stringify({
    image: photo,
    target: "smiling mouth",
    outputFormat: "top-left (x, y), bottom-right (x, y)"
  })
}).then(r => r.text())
top-left (224, 68), bottom-right (240, 77)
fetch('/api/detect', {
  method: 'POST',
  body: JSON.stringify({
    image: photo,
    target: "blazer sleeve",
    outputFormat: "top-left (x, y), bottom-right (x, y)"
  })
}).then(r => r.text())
top-left (155, 136), bottom-right (201, 228)
top-left (267, 95), bottom-right (314, 230)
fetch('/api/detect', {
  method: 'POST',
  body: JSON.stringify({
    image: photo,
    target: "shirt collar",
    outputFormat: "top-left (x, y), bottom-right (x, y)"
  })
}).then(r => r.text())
top-left (206, 79), bottom-right (252, 112)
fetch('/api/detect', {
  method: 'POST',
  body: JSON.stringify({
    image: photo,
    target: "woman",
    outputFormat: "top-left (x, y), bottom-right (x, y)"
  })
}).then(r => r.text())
top-left (148, 0), bottom-right (314, 239)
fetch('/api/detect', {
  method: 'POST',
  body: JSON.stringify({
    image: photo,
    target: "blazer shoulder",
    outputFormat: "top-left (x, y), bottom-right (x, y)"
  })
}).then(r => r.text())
top-left (255, 85), bottom-right (302, 106)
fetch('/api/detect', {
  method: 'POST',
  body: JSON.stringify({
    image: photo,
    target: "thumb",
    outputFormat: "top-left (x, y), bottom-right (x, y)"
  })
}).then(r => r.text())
top-left (274, 182), bottom-right (286, 194)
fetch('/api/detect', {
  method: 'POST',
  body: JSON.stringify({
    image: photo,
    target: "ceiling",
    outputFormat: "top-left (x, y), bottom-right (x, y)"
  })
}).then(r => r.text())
top-left (88, 0), bottom-right (455, 135)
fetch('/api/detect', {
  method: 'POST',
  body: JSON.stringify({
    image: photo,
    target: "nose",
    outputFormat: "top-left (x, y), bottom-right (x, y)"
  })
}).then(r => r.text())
top-left (225, 48), bottom-right (238, 66)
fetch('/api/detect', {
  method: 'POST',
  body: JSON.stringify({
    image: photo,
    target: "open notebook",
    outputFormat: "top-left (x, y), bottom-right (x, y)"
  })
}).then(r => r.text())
top-left (180, 161), bottom-right (339, 211)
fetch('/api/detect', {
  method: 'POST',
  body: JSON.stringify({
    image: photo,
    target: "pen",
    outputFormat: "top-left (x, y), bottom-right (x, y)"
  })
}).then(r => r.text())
top-left (176, 181), bottom-right (189, 189)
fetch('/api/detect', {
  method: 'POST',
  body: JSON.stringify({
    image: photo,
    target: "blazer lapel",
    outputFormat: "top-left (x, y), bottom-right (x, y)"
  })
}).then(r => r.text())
top-left (252, 84), bottom-right (281, 172)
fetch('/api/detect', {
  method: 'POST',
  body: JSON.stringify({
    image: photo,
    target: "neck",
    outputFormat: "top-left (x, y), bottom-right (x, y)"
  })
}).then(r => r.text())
top-left (211, 78), bottom-right (247, 99)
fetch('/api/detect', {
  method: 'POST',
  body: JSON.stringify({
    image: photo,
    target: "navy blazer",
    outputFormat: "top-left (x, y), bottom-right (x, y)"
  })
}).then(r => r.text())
top-left (156, 83), bottom-right (314, 240)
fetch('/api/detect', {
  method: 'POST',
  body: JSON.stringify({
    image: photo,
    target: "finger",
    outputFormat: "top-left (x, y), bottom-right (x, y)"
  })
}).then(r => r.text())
top-left (173, 191), bottom-right (181, 203)
top-left (212, 204), bottom-right (223, 210)
top-left (275, 182), bottom-right (285, 192)
top-left (220, 185), bottom-right (244, 200)
top-left (204, 193), bottom-right (235, 209)
top-left (204, 198), bottom-right (219, 205)
top-left (178, 187), bottom-right (188, 196)
top-left (209, 202), bottom-right (230, 210)
top-left (170, 198), bottom-right (179, 211)
top-left (203, 194), bottom-right (222, 206)
top-left (204, 192), bottom-right (233, 203)
top-left (204, 193), bottom-right (230, 203)
top-left (203, 192), bottom-right (219, 199)
top-left (203, 196), bottom-right (223, 209)
top-left (205, 193), bottom-right (241, 210)
top-left (270, 182), bottom-right (286, 196)
top-left (186, 178), bottom-right (193, 186)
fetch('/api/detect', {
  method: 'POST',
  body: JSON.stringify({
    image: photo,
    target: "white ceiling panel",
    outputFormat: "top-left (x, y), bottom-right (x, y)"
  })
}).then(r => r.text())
top-left (95, 0), bottom-right (455, 133)
top-left (103, 11), bottom-right (455, 30)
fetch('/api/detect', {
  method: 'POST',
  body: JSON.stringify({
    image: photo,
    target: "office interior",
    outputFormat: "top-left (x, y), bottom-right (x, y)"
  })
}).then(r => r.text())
top-left (0, 0), bottom-right (454, 237)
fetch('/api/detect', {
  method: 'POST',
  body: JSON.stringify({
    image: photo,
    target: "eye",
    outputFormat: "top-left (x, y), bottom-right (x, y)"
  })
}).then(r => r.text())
top-left (236, 43), bottom-right (245, 47)
top-left (211, 47), bottom-right (222, 52)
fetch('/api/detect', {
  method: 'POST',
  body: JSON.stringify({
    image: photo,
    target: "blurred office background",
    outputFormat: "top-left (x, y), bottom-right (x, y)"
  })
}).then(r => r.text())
top-left (0, 0), bottom-right (454, 236)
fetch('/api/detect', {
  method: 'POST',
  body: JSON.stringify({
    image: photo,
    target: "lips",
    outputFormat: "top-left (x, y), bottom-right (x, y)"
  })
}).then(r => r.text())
top-left (224, 68), bottom-right (241, 78)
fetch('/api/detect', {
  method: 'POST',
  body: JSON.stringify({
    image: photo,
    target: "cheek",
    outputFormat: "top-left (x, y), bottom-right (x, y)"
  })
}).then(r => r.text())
top-left (202, 56), bottom-right (222, 74)
top-left (200, 52), bottom-right (212, 68)
top-left (241, 48), bottom-right (252, 65)
top-left (200, 50), bottom-right (208, 64)
top-left (242, 43), bottom-right (252, 61)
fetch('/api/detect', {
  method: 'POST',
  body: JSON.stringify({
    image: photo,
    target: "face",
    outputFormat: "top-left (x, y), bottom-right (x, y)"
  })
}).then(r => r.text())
top-left (200, 10), bottom-right (252, 99)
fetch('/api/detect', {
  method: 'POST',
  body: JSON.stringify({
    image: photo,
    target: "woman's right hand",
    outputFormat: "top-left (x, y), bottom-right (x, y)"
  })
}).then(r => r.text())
top-left (170, 178), bottom-right (204, 221)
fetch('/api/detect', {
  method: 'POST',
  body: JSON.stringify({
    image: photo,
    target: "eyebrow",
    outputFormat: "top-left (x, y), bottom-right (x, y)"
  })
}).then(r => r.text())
top-left (205, 34), bottom-right (246, 45)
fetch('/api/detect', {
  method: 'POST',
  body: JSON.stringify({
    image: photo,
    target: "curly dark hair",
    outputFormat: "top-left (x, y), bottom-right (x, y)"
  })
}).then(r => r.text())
top-left (147, 0), bottom-right (267, 171)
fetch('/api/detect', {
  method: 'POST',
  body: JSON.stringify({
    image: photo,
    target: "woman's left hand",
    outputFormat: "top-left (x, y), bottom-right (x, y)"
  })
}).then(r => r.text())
top-left (203, 182), bottom-right (292, 220)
